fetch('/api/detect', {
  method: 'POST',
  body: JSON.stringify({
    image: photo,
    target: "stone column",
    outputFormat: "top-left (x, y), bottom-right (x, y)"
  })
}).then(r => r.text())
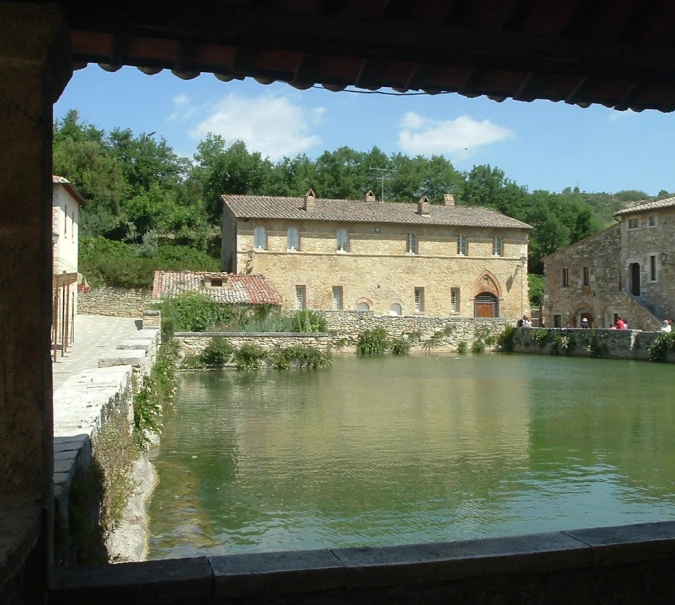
top-left (0, 0), bottom-right (72, 592)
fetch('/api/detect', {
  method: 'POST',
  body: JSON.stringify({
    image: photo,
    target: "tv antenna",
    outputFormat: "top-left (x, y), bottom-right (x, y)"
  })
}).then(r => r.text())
top-left (370, 168), bottom-right (396, 201)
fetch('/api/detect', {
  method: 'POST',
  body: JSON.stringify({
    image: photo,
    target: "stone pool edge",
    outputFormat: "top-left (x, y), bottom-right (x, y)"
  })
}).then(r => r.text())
top-left (50, 519), bottom-right (675, 603)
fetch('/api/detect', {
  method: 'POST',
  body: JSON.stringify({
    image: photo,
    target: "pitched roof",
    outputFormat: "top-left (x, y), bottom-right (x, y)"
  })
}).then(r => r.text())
top-left (614, 197), bottom-right (675, 216)
top-left (53, 175), bottom-right (86, 206)
top-left (152, 272), bottom-right (282, 306)
top-left (222, 195), bottom-right (531, 230)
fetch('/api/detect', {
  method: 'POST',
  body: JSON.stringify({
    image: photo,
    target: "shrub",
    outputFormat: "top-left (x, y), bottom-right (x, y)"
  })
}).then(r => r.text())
top-left (550, 334), bottom-right (576, 356)
top-left (199, 337), bottom-right (234, 365)
top-left (649, 333), bottom-right (675, 362)
top-left (530, 328), bottom-right (550, 348)
top-left (234, 343), bottom-right (268, 370)
top-left (471, 340), bottom-right (486, 353)
top-left (290, 310), bottom-right (327, 333)
top-left (457, 341), bottom-right (468, 354)
top-left (357, 327), bottom-right (389, 355)
top-left (588, 331), bottom-right (609, 359)
top-left (497, 325), bottom-right (516, 352)
top-left (269, 345), bottom-right (333, 370)
top-left (157, 292), bottom-right (234, 332)
top-left (389, 338), bottom-right (411, 355)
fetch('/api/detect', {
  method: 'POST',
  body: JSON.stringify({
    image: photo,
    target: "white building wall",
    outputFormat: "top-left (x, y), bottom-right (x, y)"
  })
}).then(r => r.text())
top-left (52, 184), bottom-right (80, 327)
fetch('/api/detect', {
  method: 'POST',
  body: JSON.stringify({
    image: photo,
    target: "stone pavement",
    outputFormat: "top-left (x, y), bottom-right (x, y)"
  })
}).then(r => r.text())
top-left (52, 314), bottom-right (141, 391)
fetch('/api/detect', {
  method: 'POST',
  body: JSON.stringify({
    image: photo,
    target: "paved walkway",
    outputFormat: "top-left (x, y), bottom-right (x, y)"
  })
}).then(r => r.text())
top-left (52, 314), bottom-right (141, 391)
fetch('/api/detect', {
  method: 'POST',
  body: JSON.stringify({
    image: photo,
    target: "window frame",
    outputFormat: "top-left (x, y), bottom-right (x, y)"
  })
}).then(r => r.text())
top-left (582, 266), bottom-right (590, 287)
top-left (64, 204), bottom-right (68, 237)
top-left (253, 226), bottom-right (268, 250)
top-left (287, 227), bottom-right (301, 251)
top-left (493, 235), bottom-right (503, 257)
top-left (648, 215), bottom-right (657, 228)
top-left (332, 286), bottom-right (343, 310)
top-left (295, 285), bottom-right (306, 310)
top-left (562, 267), bottom-right (570, 287)
top-left (627, 218), bottom-right (640, 230)
top-left (414, 287), bottom-right (425, 313)
top-left (450, 288), bottom-right (460, 313)
top-left (457, 234), bottom-right (468, 256)
top-left (649, 254), bottom-right (658, 282)
top-left (406, 232), bottom-right (418, 254)
top-left (336, 229), bottom-right (349, 252)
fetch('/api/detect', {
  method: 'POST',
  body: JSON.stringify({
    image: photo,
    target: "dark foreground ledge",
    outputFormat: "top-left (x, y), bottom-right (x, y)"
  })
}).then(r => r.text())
top-left (50, 521), bottom-right (675, 604)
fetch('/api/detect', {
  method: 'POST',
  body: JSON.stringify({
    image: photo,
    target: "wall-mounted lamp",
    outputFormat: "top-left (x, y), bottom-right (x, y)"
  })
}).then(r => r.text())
top-left (660, 252), bottom-right (668, 264)
top-left (519, 256), bottom-right (527, 267)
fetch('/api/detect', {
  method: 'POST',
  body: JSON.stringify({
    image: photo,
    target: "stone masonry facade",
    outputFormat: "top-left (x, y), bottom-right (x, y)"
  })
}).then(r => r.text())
top-left (543, 199), bottom-right (675, 330)
top-left (222, 192), bottom-right (531, 320)
top-left (78, 287), bottom-right (152, 317)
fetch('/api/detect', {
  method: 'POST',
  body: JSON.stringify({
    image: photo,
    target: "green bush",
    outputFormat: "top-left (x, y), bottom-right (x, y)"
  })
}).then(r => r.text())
top-left (471, 340), bottom-right (486, 353)
top-left (649, 333), bottom-right (675, 362)
top-left (456, 341), bottom-right (468, 354)
top-left (234, 343), bottom-right (268, 370)
top-left (389, 338), bottom-right (411, 355)
top-left (157, 292), bottom-right (235, 332)
top-left (290, 310), bottom-right (327, 333)
top-left (269, 345), bottom-right (333, 370)
top-left (497, 325), bottom-right (516, 352)
top-left (357, 327), bottom-right (389, 355)
top-left (588, 331), bottom-right (609, 359)
top-left (199, 337), bottom-right (234, 365)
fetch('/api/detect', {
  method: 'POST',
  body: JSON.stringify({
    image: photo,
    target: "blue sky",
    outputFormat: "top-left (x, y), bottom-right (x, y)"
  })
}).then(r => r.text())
top-left (56, 66), bottom-right (675, 195)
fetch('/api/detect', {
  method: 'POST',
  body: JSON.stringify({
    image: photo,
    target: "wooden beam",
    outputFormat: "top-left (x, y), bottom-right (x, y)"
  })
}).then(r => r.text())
top-left (560, 0), bottom-right (599, 37)
top-left (65, 1), bottom-right (675, 86)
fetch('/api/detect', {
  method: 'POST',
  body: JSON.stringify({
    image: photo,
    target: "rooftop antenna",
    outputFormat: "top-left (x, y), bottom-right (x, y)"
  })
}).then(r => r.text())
top-left (370, 167), bottom-right (396, 201)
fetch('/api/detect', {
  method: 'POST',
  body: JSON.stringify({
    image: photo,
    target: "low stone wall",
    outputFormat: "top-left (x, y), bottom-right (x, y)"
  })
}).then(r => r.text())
top-left (318, 311), bottom-right (512, 350)
top-left (174, 332), bottom-right (331, 363)
top-left (53, 325), bottom-right (162, 564)
top-left (513, 327), bottom-right (675, 362)
top-left (78, 287), bottom-right (152, 318)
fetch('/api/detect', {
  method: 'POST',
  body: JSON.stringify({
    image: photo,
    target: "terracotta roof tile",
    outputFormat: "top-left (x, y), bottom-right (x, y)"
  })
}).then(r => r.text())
top-left (223, 195), bottom-right (531, 230)
top-left (614, 197), bottom-right (675, 216)
top-left (152, 271), bottom-right (282, 306)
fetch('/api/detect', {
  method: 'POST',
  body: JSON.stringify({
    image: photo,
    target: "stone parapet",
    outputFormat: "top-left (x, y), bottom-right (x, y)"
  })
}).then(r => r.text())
top-left (77, 287), bottom-right (152, 318)
top-left (513, 327), bottom-right (674, 362)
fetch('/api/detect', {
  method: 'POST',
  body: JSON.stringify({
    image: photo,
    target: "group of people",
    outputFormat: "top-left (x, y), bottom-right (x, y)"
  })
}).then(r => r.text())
top-left (517, 315), bottom-right (532, 328)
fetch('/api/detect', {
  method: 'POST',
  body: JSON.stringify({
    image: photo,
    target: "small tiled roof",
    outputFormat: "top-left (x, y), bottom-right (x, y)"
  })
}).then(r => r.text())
top-left (53, 175), bottom-right (86, 206)
top-left (223, 194), bottom-right (531, 230)
top-left (615, 197), bottom-right (675, 216)
top-left (152, 271), bottom-right (282, 306)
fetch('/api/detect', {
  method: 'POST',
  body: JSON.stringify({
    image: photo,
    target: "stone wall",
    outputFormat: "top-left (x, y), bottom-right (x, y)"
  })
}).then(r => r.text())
top-left (227, 212), bottom-right (530, 319)
top-left (174, 332), bottom-right (331, 362)
top-left (78, 287), bottom-right (152, 318)
top-left (320, 311), bottom-right (511, 350)
top-left (512, 327), bottom-right (674, 362)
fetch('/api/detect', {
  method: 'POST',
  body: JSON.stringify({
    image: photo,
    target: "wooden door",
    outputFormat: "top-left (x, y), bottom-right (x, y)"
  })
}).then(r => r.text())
top-left (475, 303), bottom-right (494, 318)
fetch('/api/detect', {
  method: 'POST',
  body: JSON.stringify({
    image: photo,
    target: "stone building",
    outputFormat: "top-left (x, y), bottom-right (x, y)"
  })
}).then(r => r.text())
top-left (222, 190), bottom-right (531, 319)
top-left (542, 197), bottom-right (675, 330)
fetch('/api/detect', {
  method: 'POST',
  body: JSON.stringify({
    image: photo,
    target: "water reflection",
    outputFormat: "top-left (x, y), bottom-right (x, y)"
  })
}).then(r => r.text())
top-left (148, 355), bottom-right (675, 559)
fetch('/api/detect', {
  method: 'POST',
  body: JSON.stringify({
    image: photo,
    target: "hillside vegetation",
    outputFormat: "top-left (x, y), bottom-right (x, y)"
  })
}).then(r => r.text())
top-left (55, 110), bottom-right (671, 291)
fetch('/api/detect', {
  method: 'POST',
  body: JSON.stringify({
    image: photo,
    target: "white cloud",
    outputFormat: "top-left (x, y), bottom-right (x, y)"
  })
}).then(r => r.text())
top-left (168, 94), bottom-right (196, 122)
top-left (190, 94), bottom-right (322, 160)
top-left (609, 109), bottom-right (636, 122)
top-left (398, 112), bottom-right (514, 157)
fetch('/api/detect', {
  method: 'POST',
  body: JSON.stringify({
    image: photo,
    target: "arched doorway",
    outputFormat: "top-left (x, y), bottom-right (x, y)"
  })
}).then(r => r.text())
top-left (577, 309), bottom-right (594, 327)
top-left (474, 293), bottom-right (498, 318)
top-left (629, 263), bottom-right (640, 296)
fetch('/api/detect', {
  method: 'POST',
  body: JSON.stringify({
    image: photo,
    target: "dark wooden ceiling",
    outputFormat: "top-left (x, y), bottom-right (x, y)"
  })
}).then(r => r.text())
top-left (57, 0), bottom-right (675, 112)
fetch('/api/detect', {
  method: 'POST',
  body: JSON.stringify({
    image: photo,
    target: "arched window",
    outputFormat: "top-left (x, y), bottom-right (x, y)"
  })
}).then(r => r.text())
top-left (406, 232), bottom-right (418, 254)
top-left (337, 229), bottom-right (349, 252)
top-left (474, 292), bottom-right (499, 318)
top-left (493, 236), bottom-right (503, 256)
top-left (287, 228), bottom-right (300, 251)
top-left (357, 302), bottom-right (370, 311)
top-left (254, 226), bottom-right (267, 250)
top-left (389, 303), bottom-right (402, 316)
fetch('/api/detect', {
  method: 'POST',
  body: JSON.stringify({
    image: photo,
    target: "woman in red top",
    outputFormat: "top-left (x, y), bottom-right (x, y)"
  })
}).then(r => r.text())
top-left (616, 317), bottom-right (626, 329)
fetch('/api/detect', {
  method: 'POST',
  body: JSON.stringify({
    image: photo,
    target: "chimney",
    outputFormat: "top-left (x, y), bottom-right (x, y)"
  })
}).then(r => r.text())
top-left (443, 193), bottom-right (455, 206)
top-left (303, 188), bottom-right (316, 211)
top-left (364, 190), bottom-right (376, 202)
top-left (417, 196), bottom-right (430, 216)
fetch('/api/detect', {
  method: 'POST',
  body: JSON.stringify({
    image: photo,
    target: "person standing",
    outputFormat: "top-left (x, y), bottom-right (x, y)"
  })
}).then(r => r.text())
top-left (581, 317), bottom-right (590, 329)
top-left (616, 317), bottom-right (626, 330)
top-left (661, 320), bottom-right (672, 333)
